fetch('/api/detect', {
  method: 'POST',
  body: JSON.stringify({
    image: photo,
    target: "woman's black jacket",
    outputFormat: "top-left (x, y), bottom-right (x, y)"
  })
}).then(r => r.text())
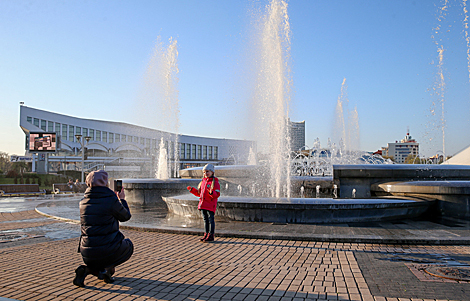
top-left (79, 186), bottom-right (131, 261)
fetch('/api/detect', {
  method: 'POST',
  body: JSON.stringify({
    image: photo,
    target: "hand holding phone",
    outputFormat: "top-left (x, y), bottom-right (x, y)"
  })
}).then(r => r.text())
top-left (114, 180), bottom-right (122, 192)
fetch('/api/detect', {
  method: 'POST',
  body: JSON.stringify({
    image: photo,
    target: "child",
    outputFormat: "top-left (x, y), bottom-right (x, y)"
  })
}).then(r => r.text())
top-left (187, 163), bottom-right (220, 242)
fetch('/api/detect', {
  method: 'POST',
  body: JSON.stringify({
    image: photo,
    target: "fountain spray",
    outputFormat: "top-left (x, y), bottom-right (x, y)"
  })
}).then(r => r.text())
top-left (251, 0), bottom-right (292, 198)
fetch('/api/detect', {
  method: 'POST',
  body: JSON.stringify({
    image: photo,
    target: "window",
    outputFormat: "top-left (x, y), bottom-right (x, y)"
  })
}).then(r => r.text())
top-left (169, 141), bottom-right (174, 159)
top-left (41, 120), bottom-right (46, 131)
top-left (102, 131), bottom-right (107, 143)
top-left (33, 118), bottom-right (39, 127)
top-left (62, 124), bottom-right (68, 141)
top-left (203, 146), bottom-right (207, 160)
top-left (89, 129), bottom-right (94, 140)
top-left (83, 128), bottom-right (88, 137)
top-left (209, 146), bottom-right (213, 160)
top-left (146, 138), bottom-right (150, 147)
top-left (76, 127), bottom-right (81, 135)
top-left (69, 125), bottom-right (74, 141)
top-left (186, 144), bottom-right (191, 159)
top-left (109, 133), bottom-right (114, 143)
top-left (96, 130), bottom-right (101, 141)
top-left (115, 134), bottom-right (120, 142)
top-left (198, 145), bottom-right (202, 159)
top-left (55, 122), bottom-right (60, 133)
top-left (140, 137), bottom-right (145, 145)
top-left (48, 121), bottom-right (53, 132)
top-left (27, 116), bottom-right (32, 123)
top-left (214, 147), bottom-right (218, 160)
top-left (192, 144), bottom-right (196, 159)
top-left (180, 143), bottom-right (185, 159)
top-left (134, 136), bottom-right (138, 143)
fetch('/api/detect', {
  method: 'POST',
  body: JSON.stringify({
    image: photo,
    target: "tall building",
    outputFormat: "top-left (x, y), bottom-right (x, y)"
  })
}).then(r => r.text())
top-left (383, 132), bottom-right (419, 163)
top-left (288, 119), bottom-right (306, 152)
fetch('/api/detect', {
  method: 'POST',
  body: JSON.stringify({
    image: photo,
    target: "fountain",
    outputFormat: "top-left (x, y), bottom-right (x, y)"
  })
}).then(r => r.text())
top-left (155, 138), bottom-right (169, 180)
top-left (124, 0), bottom-right (470, 224)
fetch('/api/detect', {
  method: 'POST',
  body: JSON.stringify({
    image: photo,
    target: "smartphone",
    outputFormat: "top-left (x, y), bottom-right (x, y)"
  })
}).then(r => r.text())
top-left (114, 180), bottom-right (122, 192)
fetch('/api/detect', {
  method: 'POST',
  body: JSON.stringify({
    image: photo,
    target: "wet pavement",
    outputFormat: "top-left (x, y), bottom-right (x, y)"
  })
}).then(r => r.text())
top-left (1, 194), bottom-right (470, 300)
top-left (33, 195), bottom-right (470, 245)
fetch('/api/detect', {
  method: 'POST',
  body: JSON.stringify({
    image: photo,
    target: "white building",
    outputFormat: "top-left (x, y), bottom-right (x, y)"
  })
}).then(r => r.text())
top-left (20, 105), bottom-right (255, 177)
top-left (383, 132), bottom-right (419, 163)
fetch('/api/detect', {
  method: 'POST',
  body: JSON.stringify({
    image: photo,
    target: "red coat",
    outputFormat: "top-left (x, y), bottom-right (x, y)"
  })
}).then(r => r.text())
top-left (189, 176), bottom-right (220, 213)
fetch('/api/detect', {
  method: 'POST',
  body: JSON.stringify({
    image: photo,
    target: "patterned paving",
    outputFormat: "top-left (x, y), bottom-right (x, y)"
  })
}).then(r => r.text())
top-left (0, 210), bottom-right (469, 300)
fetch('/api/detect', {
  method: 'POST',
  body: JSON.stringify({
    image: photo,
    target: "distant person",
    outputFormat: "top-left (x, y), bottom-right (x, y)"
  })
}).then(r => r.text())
top-left (73, 170), bottom-right (133, 287)
top-left (67, 178), bottom-right (74, 190)
top-left (73, 179), bottom-right (80, 193)
top-left (187, 163), bottom-right (220, 242)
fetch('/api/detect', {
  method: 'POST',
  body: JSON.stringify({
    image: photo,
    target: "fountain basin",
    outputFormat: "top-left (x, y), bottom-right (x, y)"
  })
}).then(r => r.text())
top-left (335, 164), bottom-right (470, 198)
top-left (372, 180), bottom-right (470, 219)
top-left (163, 194), bottom-right (433, 224)
top-left (123, 178), bottom-right (200, 206)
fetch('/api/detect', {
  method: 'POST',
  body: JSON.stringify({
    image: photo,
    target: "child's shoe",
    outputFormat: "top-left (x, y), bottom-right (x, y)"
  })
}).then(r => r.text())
top-left (199, 233), bottom-right (208, 242)
top-left (203, 233), bottom-right (214, 242)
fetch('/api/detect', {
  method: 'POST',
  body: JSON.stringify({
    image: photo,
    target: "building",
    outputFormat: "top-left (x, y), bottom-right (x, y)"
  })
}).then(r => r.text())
top-left (19, 105), bottom-right (255, 177)
top-left (288, 119), bottom-right (305, 152)
top-left (443, 144), bottom-right (470, 165)
top-left (382, 132), bottom-right (419, 163)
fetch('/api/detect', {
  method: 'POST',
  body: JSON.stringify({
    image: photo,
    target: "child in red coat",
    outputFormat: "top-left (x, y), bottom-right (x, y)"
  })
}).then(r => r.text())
top-left (187, 163), bottom-right (220, 242)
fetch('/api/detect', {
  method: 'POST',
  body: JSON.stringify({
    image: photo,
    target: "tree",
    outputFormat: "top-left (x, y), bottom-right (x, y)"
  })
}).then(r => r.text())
top-left (382, 155), bottom-right (395, 162)
top-left (0, 152), bottom-right (12, 174)
top-left (404, 154), bottom-right (427, 164)
top-left (12, 161), bottom-right (28, 174)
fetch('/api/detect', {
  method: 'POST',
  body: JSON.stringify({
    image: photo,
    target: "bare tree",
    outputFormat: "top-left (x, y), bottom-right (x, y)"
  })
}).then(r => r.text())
top-left (0, 151), bottom-right (12, 174)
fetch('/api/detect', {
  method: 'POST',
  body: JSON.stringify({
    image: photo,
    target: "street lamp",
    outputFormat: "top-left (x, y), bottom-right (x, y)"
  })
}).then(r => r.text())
top-left (75, 134), bottom-right (92, 182)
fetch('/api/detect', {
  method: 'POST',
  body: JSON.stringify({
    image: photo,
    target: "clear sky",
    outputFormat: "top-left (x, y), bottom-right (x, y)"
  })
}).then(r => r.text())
top-left (1, 0), bottom-right (469, 158)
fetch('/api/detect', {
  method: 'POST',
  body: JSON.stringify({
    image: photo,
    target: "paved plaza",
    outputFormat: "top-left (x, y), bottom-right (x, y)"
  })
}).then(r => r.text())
top-left (0, 196), bottom-right (470, 300)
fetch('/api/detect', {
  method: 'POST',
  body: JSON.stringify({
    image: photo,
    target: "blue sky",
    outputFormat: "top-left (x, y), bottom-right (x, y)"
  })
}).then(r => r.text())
top-left (1, 0), bottom-right (469, 158)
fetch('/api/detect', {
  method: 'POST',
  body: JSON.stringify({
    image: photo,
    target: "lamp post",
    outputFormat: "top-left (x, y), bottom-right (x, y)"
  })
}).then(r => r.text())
top-left (75, 135), bottom-right (92, 182)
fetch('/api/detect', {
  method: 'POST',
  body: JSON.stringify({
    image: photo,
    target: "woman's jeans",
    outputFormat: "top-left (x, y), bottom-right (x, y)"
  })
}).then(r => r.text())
top-left (201, 209), bottom-right (215, 234)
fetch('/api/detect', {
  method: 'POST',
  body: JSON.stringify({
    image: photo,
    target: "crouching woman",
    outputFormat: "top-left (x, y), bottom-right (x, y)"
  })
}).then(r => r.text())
top-left (73, 170), bottom-right (134, 287)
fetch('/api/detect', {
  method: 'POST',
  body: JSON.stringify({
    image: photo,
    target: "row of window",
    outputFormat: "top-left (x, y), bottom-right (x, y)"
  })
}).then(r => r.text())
top-left (27, 116), bottom-right (143, 144)
top-left (26, 116), bottom-right (218, 160)
top-left (180, 143), bottom-right (218, 160)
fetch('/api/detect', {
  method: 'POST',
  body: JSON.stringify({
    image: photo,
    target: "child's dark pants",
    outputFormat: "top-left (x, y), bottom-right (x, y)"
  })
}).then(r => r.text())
top-left (201, 209), bottom-right (215, 234)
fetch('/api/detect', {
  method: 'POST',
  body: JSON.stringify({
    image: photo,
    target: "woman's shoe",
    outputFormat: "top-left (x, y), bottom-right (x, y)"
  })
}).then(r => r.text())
top-left (203, 233), bottom-right (214, 242)
top-left (199, 233), bottom-right (208, 242)
top-left (98, 269), bottom-right (115, 284)
top-left (73, 265), bottom-right (87, 287)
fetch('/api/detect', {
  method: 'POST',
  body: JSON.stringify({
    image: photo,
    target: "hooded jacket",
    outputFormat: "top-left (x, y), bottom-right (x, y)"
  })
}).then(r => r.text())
top-left (189, 176), bottom-right (220, 213)
top-left (79, 186), bottom-right (131, 265)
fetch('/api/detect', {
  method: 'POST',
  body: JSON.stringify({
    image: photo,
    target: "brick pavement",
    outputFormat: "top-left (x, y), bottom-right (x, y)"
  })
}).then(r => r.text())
top-left (0, 210), bottom-right (469, 300)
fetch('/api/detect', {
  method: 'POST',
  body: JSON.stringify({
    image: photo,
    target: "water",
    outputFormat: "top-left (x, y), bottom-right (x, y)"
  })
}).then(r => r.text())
top-left (290, 143), bottom-right (392, 176)
top-left (333, 78), bottom-right (360, 152)
top-left (140, 37), bottom-right (180, 179)
top-left (156, 137), bottom-right (169, 180)
top-left (250, 0), bottom-right (292, 198)
top-left (247, 146), bottom-right (257, 165)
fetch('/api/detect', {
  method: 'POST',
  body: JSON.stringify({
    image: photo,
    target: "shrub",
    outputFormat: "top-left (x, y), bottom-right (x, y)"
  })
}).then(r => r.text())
top-left (6, 170), bottom-right (18, 178)
top-left (38, 177), bottom-right (42, 186)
